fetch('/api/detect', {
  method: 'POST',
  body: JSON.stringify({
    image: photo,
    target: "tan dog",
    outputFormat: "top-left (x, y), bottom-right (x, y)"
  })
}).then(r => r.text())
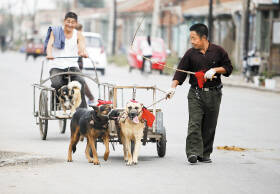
top-left (68, 81), bottom-right (82, 115)
top-left (119, 101), bottom-right (145, 165)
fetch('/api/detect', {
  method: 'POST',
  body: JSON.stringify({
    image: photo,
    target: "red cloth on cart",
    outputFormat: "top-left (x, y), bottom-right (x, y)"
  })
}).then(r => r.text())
top-left (97, 99), bottom-right (112, 106)
top-left (142, 107), bottom-right (155, 127)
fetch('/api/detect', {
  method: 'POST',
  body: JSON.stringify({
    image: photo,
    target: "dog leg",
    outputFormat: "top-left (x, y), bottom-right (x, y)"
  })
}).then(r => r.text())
top-left (70, 106), bottom-right (75, 116)
top-left (67, 127), bottom-right (80, 162)
top-left (125, 138), bottom-right (133, 166)
top-left (121, 135), bottom-right (128, 162)
top-left (62, 105), bottom-right (67, 115)
top-left (88, 135), bottom-right (100, 165)
top-left (132, 138), bottom-right (141, 165)
top-left (85, 140), bottom-right (94, 163)
top-left (103, 133), bottom-right (110, 161)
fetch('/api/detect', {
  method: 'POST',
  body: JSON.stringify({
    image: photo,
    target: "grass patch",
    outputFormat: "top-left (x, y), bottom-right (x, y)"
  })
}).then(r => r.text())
top-left (163, 56), bottom-right (179, 75)
top-left (108, 54), bottom-right (128, 67)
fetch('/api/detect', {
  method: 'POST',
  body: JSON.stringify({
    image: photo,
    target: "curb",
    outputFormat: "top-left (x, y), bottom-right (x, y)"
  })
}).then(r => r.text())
top-left (223, 83), bottom-right (280, 94)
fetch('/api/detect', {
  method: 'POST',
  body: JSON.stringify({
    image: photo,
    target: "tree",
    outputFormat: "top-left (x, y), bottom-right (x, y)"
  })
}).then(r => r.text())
top-left (79, 0), bottom-right (104, 8)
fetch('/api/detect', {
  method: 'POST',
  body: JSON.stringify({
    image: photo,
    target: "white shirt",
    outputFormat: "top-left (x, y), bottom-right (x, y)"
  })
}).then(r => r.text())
top-left (140, 40), bottom-right (152, 56)
top-left (48, 29), bottom-right (79, 69)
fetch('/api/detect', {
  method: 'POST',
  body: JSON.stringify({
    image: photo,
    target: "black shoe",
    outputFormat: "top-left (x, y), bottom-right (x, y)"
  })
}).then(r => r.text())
top-left (197, 157), bottom-right (212, 163)
top-left (188, 155), bottom-right (197, 164)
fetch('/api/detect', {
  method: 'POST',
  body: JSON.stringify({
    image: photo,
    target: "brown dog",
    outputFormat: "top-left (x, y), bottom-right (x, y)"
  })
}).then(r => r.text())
top-left (119, 101), bottom-right (145, 165)
top-left (67, 104), bottom-right (112, 165)
top-left (68, 81), bottom-right (82, 115)
top-left (57, 81), bottom-right (81, 115)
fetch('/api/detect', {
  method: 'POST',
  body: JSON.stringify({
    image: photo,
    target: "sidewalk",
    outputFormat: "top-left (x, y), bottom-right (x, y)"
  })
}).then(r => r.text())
top-left (222, 73), bottom-right (280, 93)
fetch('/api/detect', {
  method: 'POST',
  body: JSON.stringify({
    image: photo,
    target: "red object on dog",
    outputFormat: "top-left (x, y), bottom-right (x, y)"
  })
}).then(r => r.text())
top-left (195, 71), bottom-right (205, 88)
top-left (130, 100), bottom-right (138, 103)
top-left (142, 107), bottom-right (155, 127)
top-left (97, 100), bottom-right (112, 106)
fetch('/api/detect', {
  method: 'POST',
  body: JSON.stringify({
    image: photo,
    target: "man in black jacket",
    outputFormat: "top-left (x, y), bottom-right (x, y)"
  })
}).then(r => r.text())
top-left (166, 23), bottom-right (233, 164)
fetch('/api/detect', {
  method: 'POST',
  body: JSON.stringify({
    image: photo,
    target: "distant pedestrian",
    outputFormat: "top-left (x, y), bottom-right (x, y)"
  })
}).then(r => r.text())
top-left (1, 36), bottom-right (6, 52)
top-left (166, 23), bottom-right (233, 164)
top-left (140, 35), bottom-right (152, 72)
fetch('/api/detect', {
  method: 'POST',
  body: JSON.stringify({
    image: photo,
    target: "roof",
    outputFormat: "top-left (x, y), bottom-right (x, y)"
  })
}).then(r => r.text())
top-left (183, 0), bottom-right (243, 17)
top-left (252, 0), bottom-right (279, 5)
top-left (118, 0), bottom-right (154, 13)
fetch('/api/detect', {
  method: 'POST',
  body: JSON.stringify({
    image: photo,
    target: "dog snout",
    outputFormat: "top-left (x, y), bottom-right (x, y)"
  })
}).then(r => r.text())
top-left (128, 110), bottom-right (138, 119)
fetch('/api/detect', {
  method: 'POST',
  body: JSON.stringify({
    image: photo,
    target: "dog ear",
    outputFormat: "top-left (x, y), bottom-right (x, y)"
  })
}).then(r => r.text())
top-left (89, 105), bottom-right (99, 112)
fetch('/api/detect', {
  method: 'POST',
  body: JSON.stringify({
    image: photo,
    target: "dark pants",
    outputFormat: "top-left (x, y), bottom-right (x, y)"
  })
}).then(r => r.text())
top-left (49, 67), bottom-right (87, 108)
top-left (186, 87), bottom-right (222, 158)
top-left (141, 55), bottom-right (152, 72)
top-left (77, 58), bottom-right (94, 101)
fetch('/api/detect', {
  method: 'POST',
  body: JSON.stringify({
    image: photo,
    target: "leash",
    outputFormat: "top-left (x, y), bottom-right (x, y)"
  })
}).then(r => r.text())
top-left (146, 96), bottom-right (167, 109)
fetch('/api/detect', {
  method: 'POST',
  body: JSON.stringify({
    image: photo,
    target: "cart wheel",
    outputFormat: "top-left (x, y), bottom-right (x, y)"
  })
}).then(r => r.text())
top-left (89, 141), bottom-right (98, 158)
top-left (157, 127), bottom-right (166, 157)
top-left (39, 90), bottom-right (49, 140)
top-left (59, 119), bottom-right (67, 134)
top-left (39, 119), bottom-right (48, 140)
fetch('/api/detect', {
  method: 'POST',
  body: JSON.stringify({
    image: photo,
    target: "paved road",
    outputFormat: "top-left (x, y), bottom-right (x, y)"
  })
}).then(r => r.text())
top-left (0, 52), bottom-right (279, 194)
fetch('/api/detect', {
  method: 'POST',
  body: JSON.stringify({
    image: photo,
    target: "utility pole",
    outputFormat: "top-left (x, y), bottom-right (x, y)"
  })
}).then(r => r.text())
top-left (152, 0), bottom-right (160, 38)
top-left (208, 0), bottom-right (213, 42)
top-left (244, 0), bottom-right (250, 67)
top-left (112, 0), bottom-right (117, 55)
top-left (32, 0), bottom-right (38, 34)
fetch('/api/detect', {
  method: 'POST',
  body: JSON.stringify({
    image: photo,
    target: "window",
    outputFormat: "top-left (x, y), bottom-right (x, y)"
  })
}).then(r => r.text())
top-left (85, 36), bottom-right (102, 48)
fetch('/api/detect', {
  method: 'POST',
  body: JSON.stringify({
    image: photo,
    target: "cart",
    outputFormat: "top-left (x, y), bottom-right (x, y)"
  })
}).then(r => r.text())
top-left (96, 83), bottom-right (167, 157)
top-left (33, 58), bottom-right (167, 157)
top-left (32, 57), bottom-right (100, 140)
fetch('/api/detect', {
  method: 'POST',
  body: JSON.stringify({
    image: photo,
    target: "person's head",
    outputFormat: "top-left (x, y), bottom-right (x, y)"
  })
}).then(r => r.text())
top-left (64, 12), bottom-right (78, 33)
top-left (76, 23), bottom-right (83, 31)
top-left (189, 23), bottom-right (208, 50)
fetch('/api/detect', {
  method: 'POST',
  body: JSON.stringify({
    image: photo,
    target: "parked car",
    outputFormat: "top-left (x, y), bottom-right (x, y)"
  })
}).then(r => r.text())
top-left (25, 37), bottom-right (45, 60)
top-left (82, 32), bottom-right (107, 75)
top-left (128, 36), bottom-right (167, 74)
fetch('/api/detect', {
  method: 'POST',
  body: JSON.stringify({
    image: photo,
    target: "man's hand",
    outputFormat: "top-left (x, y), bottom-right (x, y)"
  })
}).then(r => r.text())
top-left (46, 55), bottom-right (54, 60)
top-left (78, 50), bottom-right (88, 58)
top-left (204, 68), bottom-right (216, 81)
top-left (165, 87), bottom-right (176, 99)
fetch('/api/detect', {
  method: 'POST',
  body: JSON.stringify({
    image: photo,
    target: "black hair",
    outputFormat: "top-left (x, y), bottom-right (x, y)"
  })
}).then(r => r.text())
top-left (147, 35), bottom-right (151, 46)
top-left (64, 12), bottom-right (78, 21)
top-left (189, 23), bottom-right (208, 39)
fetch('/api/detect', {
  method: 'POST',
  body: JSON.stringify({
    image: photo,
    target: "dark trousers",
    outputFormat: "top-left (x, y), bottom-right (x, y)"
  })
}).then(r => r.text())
top-left (77, 58), bottom-right (94, 101)
top-left (141, 55), bottom-right (152, 72)
top-left (186, 87), bottom-right (222, 158)
top-left (49, 67), bottom-right (87, 108)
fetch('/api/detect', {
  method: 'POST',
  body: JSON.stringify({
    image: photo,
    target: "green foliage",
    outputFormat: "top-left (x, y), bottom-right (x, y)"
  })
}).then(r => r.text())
top-left (108, 54), bottom-right (128, 67)
top-left (260, 70), bottom-right (277, 79)
top-left (163, 56), bottom-right (179, 75)
top-left (79, 0), bottom-right (104, 8)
